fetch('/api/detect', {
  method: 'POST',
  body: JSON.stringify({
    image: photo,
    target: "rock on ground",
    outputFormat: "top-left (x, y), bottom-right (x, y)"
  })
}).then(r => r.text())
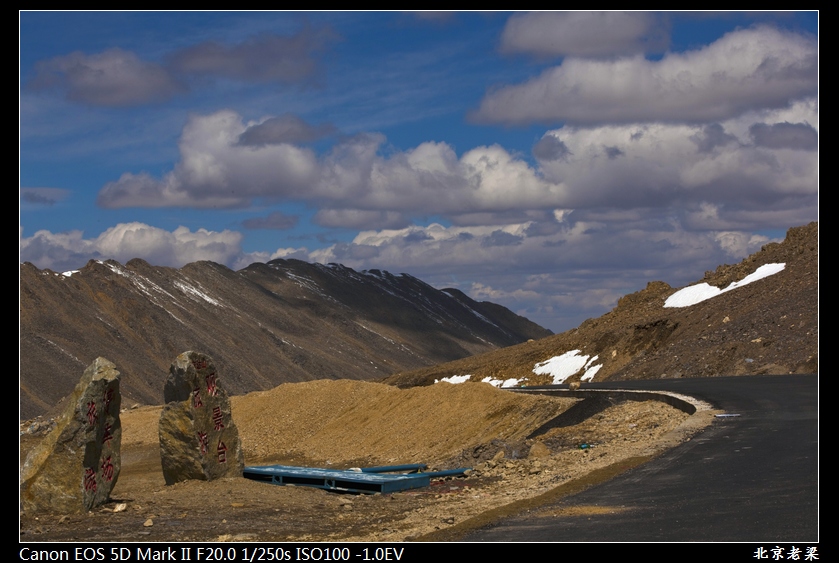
top-left (159, 351), bottom-right (244, 485)
top-left (20, 357), bottom-right (121, 514)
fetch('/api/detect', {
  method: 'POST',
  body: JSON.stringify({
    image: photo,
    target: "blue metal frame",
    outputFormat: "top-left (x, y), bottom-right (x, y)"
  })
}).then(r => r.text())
top-left (243, 464), bottom-right (470, 494)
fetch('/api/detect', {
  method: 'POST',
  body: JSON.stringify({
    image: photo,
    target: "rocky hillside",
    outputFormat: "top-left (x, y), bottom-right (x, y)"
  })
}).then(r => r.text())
top-left (385, 222), bottom-right (818, 388)
top-left (20, 259), bottom-right (551, 419)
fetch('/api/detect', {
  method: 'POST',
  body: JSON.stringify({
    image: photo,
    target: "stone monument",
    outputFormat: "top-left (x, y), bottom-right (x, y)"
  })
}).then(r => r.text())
top-left (159, 351), bottom-right (244, 485)
top-left (20, 357), bottom-right (122, 514)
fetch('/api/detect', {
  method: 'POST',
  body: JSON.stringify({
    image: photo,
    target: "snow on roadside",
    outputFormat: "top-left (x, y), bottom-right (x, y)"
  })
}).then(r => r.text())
top-left (664, 263), bottom-right (786, 308)
top-left (435, 375), bottom-right (472, 385)
top-left (435, 374), bottom-right (522, 388)
top-left (481, 376), bottom-right (521, 388)
top-left (533, 350), bottom-right (602, 384)
top-left (435, 350), bottom-right (605, 387)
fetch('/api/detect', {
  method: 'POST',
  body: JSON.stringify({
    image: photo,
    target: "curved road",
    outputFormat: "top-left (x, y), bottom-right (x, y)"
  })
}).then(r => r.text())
top-left (463, 374), bottom-right (818, 542)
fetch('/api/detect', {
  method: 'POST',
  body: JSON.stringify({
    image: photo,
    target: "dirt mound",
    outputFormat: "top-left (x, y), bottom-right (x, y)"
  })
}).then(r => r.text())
top-left (122, 379), bottom-right (578, 466)
top-left (238, 380), bottom-right (581, 465)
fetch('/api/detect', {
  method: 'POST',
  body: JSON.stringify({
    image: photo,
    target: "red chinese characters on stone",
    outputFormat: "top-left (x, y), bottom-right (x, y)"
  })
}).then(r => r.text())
top-left (101, 456), bottom-right (115, 481)
top-left (192, 386), bottom-right (203, 408)
top-left (83, 468), bottom-right (97, 492)
top-left (192, 359), bottom-right (209, 370)
top-left (217, 441), bottom-right (228, 463)
top-left (86, 401), bottom-right (98, 427)
top-left (212, 406), bottom-right (225, 431)
top-left (197, 431), bottom-right (209, 455)
top-left (206, 373), bottom-right (218, 397)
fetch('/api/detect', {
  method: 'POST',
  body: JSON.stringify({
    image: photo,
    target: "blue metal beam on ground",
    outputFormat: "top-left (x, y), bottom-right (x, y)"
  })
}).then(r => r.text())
top-left (242, 464), bottom-right (470, 494)
top-left (360, 464), bottom-right (426, 473)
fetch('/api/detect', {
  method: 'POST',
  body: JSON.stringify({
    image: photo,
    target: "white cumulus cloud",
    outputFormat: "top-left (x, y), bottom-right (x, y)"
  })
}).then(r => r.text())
top-left (534, 99), bottom-right (817, 225)
top-left (474, 26), bottom-right (816, 125)
top-left (98, 110), bottom-right (320, 209)
top-left (98, 94), bottom-right (815, 231)
top-left (97, 110), bottom-right (563, 214)
top-left (21, 223), bottom-right (246, 272)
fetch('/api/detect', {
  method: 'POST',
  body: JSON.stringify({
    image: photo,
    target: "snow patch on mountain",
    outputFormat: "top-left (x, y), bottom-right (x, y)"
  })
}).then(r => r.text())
top-left (664, 263), bottom-right (786, 308)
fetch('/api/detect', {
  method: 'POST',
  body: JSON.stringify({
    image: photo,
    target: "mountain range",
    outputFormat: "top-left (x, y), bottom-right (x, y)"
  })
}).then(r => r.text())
top-left (20, 258), bottom-right (550, 419)
top-left (20, 222), bottom-right (817, 420)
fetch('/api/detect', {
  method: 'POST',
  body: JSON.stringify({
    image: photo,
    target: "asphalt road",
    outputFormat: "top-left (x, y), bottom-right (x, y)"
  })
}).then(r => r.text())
top-left (463, 374), bottom-right (818, 542)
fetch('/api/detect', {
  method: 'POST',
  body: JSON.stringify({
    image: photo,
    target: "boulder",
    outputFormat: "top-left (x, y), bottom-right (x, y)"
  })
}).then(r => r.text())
top-left (159, 351), bottom-right (244, 485)
top-left (20, 357), bottom-right (122, 514)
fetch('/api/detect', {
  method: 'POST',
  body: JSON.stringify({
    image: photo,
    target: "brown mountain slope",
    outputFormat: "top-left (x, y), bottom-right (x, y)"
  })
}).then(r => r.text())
top-left (20, 259), bottom-right (550, 419)
top-left (385, 222), bottom-right (818, 388)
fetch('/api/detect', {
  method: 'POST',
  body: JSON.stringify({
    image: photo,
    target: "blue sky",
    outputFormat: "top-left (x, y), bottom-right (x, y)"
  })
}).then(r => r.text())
top-left (20, 11), bottom-right (818, 332)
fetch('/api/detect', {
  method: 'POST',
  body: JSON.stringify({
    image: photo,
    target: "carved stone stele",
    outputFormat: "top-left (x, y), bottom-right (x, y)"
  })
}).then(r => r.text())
top-left (159, 351), bottom-right (244, 485)
top-left (21, 357), bottom-right (122, 514)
